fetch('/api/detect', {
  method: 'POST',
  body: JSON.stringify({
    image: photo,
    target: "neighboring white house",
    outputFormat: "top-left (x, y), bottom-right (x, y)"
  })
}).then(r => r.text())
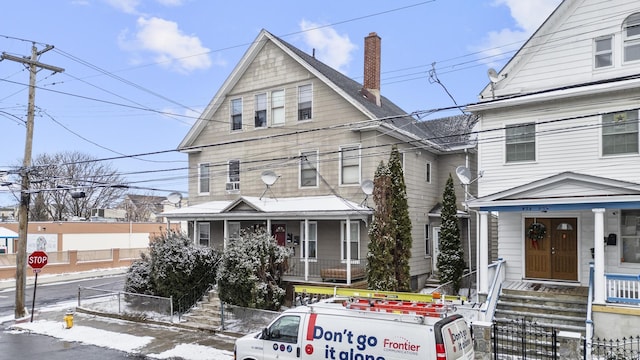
top-left (467, 0), bottom-right (640, 338)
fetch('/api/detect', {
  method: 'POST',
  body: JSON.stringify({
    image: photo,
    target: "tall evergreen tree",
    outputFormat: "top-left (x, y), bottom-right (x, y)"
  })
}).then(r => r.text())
top-left (388, 146), bottom-right (412, 291)
top-left (366, 161), bottom-right (397, 291)
top-left (437, 174), bottom-right (466, 293)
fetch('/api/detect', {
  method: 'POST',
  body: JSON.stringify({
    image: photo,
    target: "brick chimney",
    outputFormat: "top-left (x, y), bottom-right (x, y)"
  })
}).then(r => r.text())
top-left (362, 32), bottom-right (381, 106)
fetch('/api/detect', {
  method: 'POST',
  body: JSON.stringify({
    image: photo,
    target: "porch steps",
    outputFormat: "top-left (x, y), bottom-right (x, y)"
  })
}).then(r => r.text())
top-left (494, 282), bottom-right (588, 335)
top-left (179, 289), bottom-right (223, 331)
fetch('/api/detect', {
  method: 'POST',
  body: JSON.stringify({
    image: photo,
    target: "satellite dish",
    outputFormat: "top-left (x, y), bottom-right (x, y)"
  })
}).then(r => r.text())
top-left (261, 170), bottom-right (279, 186)
top-left (361, 180), bottom-right (374, 195)
top-left (455, 166), bottom-right (472, 185)
top-left (167, 192), bottom-right (182, 204)
top-left (487, 68), bottom-right (500, 83)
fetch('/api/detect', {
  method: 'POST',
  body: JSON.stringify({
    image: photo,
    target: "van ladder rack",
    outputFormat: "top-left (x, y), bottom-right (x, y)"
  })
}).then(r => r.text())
top-left (293, 285), bottom-right (466, 304)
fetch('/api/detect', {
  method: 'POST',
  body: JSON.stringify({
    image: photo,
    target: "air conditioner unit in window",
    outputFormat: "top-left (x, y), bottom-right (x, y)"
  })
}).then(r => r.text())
top-left (226, 182), bottom-right (240, 192)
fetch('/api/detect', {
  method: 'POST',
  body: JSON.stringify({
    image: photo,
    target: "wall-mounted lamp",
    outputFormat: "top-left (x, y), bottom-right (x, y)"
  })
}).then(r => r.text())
top-left (556, 222), bottom-right (573, 231)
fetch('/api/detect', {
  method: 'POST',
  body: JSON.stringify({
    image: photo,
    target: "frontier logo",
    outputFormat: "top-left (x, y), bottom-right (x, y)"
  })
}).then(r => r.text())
top-left (382, 337), bottom-right (421, 354)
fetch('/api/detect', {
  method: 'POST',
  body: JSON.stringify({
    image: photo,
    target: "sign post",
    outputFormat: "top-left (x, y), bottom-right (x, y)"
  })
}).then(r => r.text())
top-left (27, 251), bottom-right (48, 322)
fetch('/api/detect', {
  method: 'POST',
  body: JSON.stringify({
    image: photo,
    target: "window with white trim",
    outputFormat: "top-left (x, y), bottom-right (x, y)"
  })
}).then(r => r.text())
top-left (602, 111), bottom-right (639, 155)
top-left (271, 90), bottom-right (285, 125)
top-left (231, 98), bottom-right (242, 131)
top-left (198, 222), bottom-right (210, 247)
top-left (300, 150), bottom-right (318, 187)
top-left (341, 221), bottom-right (360, 261)
top-left (228, 222), bottom-right (240, 242)
top-left (227, 159), bottom-right (240, 192)
top-left (298, 84), bottom-right (312, 120)
top-left (425, 224), bottom-right (431, 256)
top-left (255, 93), bottom-right (267, 128)
top-left (198, 163), bottom-right (210, 194)
top-left (340, 145), bottom-right (360, 185)
top-left (594, 35), bottom-right (613, 68)
top-left (300, 221), bottom-right (317, 259)
top-left (623, 13), bottom-right (640, 63)
top-left (621, 209), bottom-right (640, 264)
top-left (505, 123), bottom-right (535, 162)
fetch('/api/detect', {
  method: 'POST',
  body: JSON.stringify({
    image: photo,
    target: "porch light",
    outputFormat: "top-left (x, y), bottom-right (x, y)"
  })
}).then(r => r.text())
top-left (556, 222), bottom-right (573, 231)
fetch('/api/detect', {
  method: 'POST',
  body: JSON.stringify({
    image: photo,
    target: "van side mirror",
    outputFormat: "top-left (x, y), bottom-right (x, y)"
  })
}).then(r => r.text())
top-left (261, 328), bottom-right (269, 339)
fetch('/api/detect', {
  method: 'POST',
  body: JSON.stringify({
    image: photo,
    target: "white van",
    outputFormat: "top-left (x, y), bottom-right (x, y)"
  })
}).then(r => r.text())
top-left (234, 298), bottom-right (474, 360)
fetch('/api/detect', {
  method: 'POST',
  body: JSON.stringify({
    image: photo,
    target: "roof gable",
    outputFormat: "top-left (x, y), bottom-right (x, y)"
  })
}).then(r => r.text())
top-left (178, 29), bottom-right (469, 152)
top-left (476, 0), bottom-right (640, 103)
top-left (469, 171), bottom-right (640, 208)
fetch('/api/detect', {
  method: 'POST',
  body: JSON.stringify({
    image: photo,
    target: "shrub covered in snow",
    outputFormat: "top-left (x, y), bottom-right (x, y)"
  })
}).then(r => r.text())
top-left (124, 230), bottom-right (221, 312)
top-left (217, 229), bottom-right (291, 310)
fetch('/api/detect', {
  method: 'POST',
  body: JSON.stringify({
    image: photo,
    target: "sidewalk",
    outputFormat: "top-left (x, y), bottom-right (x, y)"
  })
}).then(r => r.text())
top-left (1, 268), bottom-right (242, 359)
top-left (0, 267), bottom-right (130, 291)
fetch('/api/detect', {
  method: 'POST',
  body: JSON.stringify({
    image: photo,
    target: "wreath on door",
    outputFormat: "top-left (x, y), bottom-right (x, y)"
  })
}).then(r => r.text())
top-left (527, 222), bottom-right (546, 249)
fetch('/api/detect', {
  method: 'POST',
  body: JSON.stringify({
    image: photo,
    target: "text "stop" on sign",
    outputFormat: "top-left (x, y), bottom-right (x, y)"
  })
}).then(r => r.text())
top-left (28, 251), bottom-right (48, 270)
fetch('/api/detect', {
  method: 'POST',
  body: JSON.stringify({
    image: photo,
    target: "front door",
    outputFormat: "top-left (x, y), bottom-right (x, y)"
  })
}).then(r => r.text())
top-left (524, 218), bottom-right (578, 281)
top-left (272, 224), bottom-right (286, 246)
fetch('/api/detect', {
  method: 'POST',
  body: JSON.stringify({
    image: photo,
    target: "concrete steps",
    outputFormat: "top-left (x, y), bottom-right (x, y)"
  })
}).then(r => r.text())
top-left (179, 289), bottom-right (223, 331)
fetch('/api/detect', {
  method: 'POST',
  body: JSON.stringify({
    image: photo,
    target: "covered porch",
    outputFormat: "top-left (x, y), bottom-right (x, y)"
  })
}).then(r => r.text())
top-left (469, 172), bottom-right (640, 306)
top-left (162, 195), bottom-right (373, 285)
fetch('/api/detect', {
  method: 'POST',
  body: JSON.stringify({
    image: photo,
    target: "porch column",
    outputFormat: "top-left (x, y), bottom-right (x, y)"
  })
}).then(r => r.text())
top-left (266, 219), bottom-right (271, 236)
top-left (593, 208), bottom-right (606, 304)
top-left (304, 219), bottom-right (309, 281)
top-left (223, 219), bottom-right (228, 250)
top-left (346, 217), bottom-right (351, 284)
top-left (479, 211), bottom-right (489, 294)
top-left (193, 220), bottom-right (197, 245)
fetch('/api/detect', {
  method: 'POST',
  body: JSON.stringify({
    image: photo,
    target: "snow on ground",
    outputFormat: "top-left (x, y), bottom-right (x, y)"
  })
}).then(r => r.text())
top-left (148, 343), bottom-right (232, 360)
top-left (11, 320), bottom-right (154, 353)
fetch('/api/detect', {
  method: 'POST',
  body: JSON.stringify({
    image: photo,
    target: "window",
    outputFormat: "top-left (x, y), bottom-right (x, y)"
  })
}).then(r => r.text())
top-left (271, 90), bottom-right (285, 125)
top-left (594, 35), bottom-right (613, 68)
top-left (255, 93), bottom-right (267, 128)
top-left (341, 221), bottom-right (360, 261)
top-left (266, 315), bottom-right (300, 343)
top-left (623, 13), bottom-right (640, 63)
top-left (300, 221), bottom-right (317, 259)
top-left (231, 98), bottom-right (242, 131)
top-left (340, 145), bottom-right (360, 185)
top-left (300, 150), bottom-right (318, 187)
top-left (198, 222), bottom-right (210, 247)
top-left (227, 160), bottom-right (240, 192)
top-left (621, 209), bottom-right (640, 264)
top-left (505, 123), bottom-right (535, 162)
top-left (602, 111), bottom-right (639, 155)
top-left (425, 161), bottom-right (432, 183)
top-left (298, 84), bottom-right (312, 120)
top-left (425, 224), bottom-right (431, 256)
top-left (198, 163), bottom-right (210, 194)
top-left (228, 222), bottom-right (240, 242)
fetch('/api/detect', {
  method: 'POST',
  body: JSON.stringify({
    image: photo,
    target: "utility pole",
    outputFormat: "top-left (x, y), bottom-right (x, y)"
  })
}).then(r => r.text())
top-left (1, 44), bottom-right (63, 319)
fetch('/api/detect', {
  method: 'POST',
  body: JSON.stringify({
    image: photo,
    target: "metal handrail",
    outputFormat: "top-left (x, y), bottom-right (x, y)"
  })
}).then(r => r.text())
top-left (480, 258), bottom-right (506, 322)
top-left (585, 262), bottom-right (595, 360)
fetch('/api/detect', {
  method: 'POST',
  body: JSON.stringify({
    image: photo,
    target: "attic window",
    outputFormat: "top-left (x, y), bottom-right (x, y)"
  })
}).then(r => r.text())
top-left (594, 35), bottom-right (612, 68)
top-left (231, 98), bottom-right (242, 131)
top-left (623, 13), bottom-right (640, 62)
top-left (255, 93), bottom-right (267, 128)
top-left (298, 84), bottom-right (312, 121)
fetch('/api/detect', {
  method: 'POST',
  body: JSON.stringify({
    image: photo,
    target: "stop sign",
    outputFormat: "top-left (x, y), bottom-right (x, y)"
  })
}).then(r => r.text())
top-left (28, 251), bottom-right (48, 270)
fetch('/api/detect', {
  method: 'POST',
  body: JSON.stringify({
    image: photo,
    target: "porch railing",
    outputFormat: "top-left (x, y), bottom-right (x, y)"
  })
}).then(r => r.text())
top-left (284, 258), bottom-right (367, 284)
top-left (605, 273), bottom-right (640, 304)
top-left (480, 257), bottom-right (506, 322)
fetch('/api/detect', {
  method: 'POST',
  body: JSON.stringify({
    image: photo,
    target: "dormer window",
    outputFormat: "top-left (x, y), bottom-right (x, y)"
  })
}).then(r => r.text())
top-left (623, 13), bottom-right (640, 62)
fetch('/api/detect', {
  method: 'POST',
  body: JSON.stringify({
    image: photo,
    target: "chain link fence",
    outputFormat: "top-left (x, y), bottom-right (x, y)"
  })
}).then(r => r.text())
top-left (78, 286), bottom-right (174, 323)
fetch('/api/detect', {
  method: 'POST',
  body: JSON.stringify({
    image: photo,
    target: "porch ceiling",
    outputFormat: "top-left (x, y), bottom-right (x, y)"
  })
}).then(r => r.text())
top-left (468, 171), bottom-right (640, 211)
top-left (161, 195), bottom-right (373, 220)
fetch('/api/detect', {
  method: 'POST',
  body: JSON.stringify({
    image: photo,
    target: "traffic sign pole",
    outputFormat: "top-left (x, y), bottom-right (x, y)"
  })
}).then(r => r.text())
top-left (30, 271), bottom-right (38, 323)
top-left (27, 251), bottom-right (48, 322)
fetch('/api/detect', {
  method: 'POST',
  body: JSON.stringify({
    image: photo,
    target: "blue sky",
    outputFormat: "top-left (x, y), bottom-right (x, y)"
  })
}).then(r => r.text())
top-left (0, 0), bottom-right (561, 206)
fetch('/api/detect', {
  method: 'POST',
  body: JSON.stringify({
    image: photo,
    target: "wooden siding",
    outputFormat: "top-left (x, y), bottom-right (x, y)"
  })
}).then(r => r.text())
top-left (477, 90), bottom-right (640, 197)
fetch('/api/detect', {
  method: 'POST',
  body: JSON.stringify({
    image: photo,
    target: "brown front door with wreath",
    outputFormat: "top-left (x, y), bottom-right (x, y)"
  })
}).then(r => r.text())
top-left (524, 217), bottom-right (578, 281)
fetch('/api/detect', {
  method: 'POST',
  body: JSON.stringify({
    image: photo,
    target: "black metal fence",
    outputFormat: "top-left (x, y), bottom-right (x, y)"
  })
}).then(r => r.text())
top-left (493, 318), bottom-right (557, 359)
top-left (591, 336), bottom-right (640, 359)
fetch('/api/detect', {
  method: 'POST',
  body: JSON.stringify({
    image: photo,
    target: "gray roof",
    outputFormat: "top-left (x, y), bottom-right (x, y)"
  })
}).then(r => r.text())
top-left (415, 114), bottom-right (478, 150)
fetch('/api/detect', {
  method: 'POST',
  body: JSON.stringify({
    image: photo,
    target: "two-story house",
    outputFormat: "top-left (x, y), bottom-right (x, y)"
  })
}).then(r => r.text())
top-left (467, 0), bottom-right (640, 339)
top-left (163, 29), bottom-right (477, 290)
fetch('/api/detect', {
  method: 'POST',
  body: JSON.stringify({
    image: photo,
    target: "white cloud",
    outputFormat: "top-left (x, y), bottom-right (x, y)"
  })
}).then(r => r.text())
top-left (119, 17), bottom-right (213, 73)
top-left (299, 20), bottom-right (357, 74)
top-left (104, 0), bottom-right (141, 14)
top-left (472, 0), bottom-right (562, 68)
top-left (155, 0), bottom-right (185, 6)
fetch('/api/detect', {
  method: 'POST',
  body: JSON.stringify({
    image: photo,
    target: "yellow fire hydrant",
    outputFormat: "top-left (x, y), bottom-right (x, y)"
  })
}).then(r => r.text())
top-left (63, 310), bottom-right (74, 329)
